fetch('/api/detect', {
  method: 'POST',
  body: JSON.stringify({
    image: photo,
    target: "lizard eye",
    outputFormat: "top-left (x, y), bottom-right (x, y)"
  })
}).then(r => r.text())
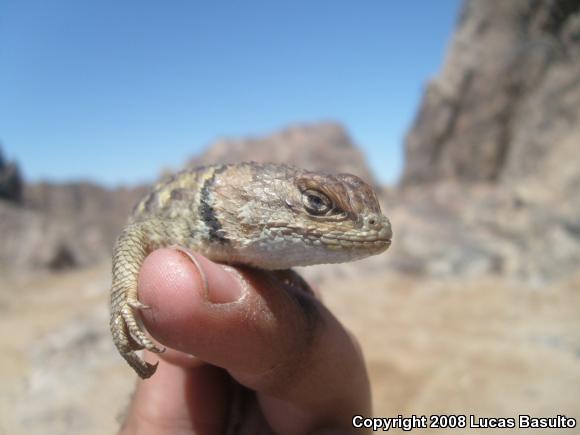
top-left (302, 190), bottom-right (332, 215)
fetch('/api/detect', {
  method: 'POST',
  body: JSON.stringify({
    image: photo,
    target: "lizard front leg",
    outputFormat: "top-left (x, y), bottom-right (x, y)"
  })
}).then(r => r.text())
top-left (110, 223), bottom-right (165, 378)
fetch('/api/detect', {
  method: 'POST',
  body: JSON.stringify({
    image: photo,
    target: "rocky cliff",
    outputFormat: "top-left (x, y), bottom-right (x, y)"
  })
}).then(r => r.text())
top-left (392, 0), bottom-right (580, 284)
top-left (189, 122), bottom-right (375, 184)
top-left (0, 183), bottom-right (146, 271)
top-left (403, 0), bottom-right (580, 197)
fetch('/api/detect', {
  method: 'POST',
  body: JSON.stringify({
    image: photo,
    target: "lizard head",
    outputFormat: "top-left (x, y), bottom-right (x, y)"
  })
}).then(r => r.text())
top-left (205, 163), bottom-right (392, 269)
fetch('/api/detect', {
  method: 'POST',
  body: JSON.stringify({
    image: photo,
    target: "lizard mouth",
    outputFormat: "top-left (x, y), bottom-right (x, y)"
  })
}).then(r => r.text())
top-left (320, 235), bottom-right (392, 249)
top-left (319, 223), bottom-right (392, 247)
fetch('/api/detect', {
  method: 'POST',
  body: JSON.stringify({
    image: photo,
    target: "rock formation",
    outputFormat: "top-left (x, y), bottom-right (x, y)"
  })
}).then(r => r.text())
top-left (189, 122), bottom-right (376, 184)
top-left (0, 180), bottom-right (146, 271)
top-left (391, 0), bottom-right (580, 285)
top-left (402, 0), bottom-right (580, 197)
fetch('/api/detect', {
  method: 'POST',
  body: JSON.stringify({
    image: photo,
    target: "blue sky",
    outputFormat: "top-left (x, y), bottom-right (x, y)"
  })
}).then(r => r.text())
top-left (0, 0), bottom-right (461, 186)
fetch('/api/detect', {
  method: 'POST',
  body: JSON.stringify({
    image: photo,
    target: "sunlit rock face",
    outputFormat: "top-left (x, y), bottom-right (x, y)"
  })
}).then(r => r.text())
top-left (402, 0), bottom-right (580, 198)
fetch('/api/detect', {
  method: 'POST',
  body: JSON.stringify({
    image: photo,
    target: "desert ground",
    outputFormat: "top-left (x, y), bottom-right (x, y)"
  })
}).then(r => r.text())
top-left (1, 258), bottom-right (579, 435)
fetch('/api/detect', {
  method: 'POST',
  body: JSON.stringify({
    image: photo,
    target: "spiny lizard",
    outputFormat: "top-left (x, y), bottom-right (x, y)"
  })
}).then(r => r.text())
top-left (110, 162), bottom-right (392, 378)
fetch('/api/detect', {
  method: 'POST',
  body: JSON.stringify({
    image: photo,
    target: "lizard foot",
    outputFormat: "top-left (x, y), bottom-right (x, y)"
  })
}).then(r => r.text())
top-left (120, 303), bottom-right (166, 354)
top-left (111, 311), bottom-right (160, 378)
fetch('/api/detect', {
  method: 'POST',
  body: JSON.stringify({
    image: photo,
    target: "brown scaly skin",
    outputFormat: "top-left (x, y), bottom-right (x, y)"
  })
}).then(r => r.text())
top-left (110, 162), bottom-right (392, 378)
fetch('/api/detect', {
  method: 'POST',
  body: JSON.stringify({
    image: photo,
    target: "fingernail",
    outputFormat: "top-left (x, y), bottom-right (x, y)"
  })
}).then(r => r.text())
top-left (172, 247), bottom-right (244, 304)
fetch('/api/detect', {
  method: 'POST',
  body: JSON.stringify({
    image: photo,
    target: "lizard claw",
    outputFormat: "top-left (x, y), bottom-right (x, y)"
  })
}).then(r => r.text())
top-left (125, 351), bottom-right (159, 379)
top-left (120, 304), bottom-right (166, 354)
top-left (127, 298), bottom-right (151, 310)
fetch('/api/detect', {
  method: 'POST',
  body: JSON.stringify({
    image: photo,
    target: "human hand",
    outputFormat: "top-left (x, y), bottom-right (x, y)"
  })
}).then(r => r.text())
top-left (119, 248), bottom-right (371, 435)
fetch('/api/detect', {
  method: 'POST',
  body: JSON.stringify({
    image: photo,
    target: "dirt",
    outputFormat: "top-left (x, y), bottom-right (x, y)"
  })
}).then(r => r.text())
top-left (0, 263), bottom-right (579, 435)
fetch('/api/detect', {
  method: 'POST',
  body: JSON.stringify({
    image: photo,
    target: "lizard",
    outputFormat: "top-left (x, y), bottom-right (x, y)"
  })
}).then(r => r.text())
top-left (110, 162), bottom-right (392, 378)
